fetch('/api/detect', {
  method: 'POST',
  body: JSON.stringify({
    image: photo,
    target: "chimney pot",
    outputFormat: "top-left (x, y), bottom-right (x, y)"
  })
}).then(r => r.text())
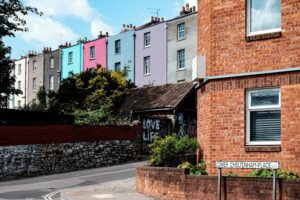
top-left (106, 32), bottom-right (108, 37)
top-left (123, 24), bottom-right (126, 27)
top-left (190, 7), bottom-right (192, 12)
top-left (193, 6), bottom-right (196, 12)
top-left (162, 17), bottom-right (164, 21)
top-left (182, 6), bottom-right (185, 12)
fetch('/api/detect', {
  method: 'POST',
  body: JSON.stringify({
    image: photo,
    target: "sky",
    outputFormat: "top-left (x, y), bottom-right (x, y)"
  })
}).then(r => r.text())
top-left (4, 0), bottom-right (198, 59)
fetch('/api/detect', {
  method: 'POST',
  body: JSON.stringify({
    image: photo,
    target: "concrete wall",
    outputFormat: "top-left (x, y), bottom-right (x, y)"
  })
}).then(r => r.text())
top-left (13, 57), bottom-right (28, 108)
top-left (83, 37), bottom-right (107, 71)
top-left (135, 22), bottom-right (167, 87)
top-left (44, 49), bottom-right (61, 94)
top-left (61, 43), bottom-right (83, 80)
top-left (27, 54), bottom-right (44, 105)
top-left (107, 30), bottom-right (135, 82)
top-left (167, 13), bottom-right (197, 83)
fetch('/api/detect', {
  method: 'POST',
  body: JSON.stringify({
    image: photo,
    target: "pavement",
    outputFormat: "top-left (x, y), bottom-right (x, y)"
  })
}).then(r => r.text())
top-left (59, 177), bottom-right (156, 200)
top-left (0, 161), bottom-right (156, 200)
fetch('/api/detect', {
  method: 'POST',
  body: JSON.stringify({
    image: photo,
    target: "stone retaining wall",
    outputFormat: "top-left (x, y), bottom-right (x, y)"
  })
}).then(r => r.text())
top-left (0, 125), bottom-right (141, 180)
top-left (136, 166), bottom-right (300, 200)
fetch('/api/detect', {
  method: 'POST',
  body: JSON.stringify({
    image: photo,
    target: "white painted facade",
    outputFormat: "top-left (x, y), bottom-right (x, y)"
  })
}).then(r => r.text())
top-left (13, 57), bottom-right (28, 109)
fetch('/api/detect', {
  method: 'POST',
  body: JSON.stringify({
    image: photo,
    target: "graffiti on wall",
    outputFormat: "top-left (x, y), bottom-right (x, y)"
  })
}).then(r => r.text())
top-left (141, 118), bottom-right (170, 154)
top-left (176, 113), bottom-right (197, 138)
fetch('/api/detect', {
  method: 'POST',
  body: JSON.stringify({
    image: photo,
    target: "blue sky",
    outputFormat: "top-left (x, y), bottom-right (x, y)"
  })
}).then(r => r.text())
top-left (4, 0), bottom-right (197, 59)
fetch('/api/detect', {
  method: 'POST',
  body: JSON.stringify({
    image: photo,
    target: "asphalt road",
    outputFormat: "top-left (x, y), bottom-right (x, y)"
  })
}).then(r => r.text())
top-left (0, 161), bottom-right (147, 200)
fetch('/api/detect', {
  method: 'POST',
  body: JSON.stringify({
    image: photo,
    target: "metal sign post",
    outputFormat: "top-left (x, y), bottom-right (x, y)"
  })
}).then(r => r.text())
top-left (216, 161), bottom-right (279, 200)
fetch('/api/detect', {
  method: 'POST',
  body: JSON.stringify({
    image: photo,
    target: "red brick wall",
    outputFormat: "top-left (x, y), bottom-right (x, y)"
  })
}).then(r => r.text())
top-left (197, 73), bottom-right (300, 175)
top-left (198, 0), bottom-right (300, 77)
top-left (136, 166), bottom-right (300, 200)
top-left (0, 125), bottom-right (141, 146)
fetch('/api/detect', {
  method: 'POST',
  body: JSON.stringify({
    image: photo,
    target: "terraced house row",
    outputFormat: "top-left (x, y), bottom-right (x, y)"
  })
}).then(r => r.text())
top-left (9, 4), bottom-right (197, 109)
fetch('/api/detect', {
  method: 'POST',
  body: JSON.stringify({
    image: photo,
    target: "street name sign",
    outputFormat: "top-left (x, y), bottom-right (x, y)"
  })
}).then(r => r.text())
top-left (216, 161), bottom-right (279, 169)
top-left (216, 161), bottom-right (279, 200)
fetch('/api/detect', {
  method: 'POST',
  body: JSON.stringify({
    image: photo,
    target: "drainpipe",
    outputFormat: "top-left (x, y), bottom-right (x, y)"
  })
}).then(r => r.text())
top-left (133, 32), bottom-right (136, 83)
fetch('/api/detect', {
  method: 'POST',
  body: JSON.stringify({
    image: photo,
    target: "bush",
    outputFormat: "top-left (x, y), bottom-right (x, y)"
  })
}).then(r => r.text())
top-left (177, 161), bottom-right (207, 175)
top-left (190, 161), bottom-right (207, 175)
top-left (247, 169), bottom-right (298, 180)
top-left (224, 171), bottom-right (238, 177)
top-left (149, 134), bottom-right (198, 167)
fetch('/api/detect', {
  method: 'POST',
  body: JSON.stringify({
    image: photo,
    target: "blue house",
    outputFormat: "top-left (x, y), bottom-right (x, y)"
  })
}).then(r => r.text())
top-left (107, 26), bottom-right (135, 82)
top-left (61, 42), bottom-right (83, 80)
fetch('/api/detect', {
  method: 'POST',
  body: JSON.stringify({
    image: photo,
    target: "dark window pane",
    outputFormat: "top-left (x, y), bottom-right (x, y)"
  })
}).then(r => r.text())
top-left (250, 110), bottom-right (281, 142)
top-left (251, 90), bottom-right (279, 106)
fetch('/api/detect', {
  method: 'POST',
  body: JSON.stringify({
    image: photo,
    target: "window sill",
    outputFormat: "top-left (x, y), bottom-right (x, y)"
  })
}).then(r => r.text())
top-left (177, 68), bottom-right (186, 72)
top-left (144, 45), bottom-right (151, 49)
top-left (144, 73), bottom-right (151, 76)
top-left (245, 146), bottom-right (281, 152)
top-left (246, 31), bottom-right (282, 42)
top-left (89, 58), bottom-right (96, 60)
top-left (177, 37), bottom-right (186, 41)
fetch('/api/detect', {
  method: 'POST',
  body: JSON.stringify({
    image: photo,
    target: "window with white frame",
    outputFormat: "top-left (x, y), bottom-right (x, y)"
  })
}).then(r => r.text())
top-left (115, 62), bottom-right (121, 71)
top-left (18, 64), bottom-right (21, 75)
top-left (115, 40), bottom-right (121, 54)
top-left (90, 46), bottom-right (95, 59)
top-left (144, 56), bottom-right (150, 75)
top-left (18, 100), bottom-right (21, 108)
top-left (247, 0), bottom-right (281, 36)
top-left (49, 75), bottom-right (54, 91)
top-left (33, 61), bottom-right (37, 71)
top-left (50, 57), bottom-right (54, 68)
top-left (32, 78), bottom-right (36, 91)
top-left (178, 23), bottom-right (186, 39)
top-left (177, 49), bottom-right (185, 70)
top-left (144, 32), bottom-right (151, 47)
top-left (68, 52), bottom-right (73, 64)
top-left (246, 89), bottom-right (281, 145)
top-left (18, 81), bottom-right (21, 90)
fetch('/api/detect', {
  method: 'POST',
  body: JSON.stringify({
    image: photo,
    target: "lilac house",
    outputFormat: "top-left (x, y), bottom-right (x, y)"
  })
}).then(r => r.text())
top-left (135, 18), bottom-right (167, 87)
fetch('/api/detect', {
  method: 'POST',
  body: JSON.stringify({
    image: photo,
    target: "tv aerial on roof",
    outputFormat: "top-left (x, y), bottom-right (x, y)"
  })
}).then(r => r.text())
top-left (147, 8), bottom-right (160, 18)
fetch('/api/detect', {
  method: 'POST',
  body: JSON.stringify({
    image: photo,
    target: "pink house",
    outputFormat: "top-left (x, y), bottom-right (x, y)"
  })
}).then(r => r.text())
top-left (83, 33), bottom-right (107, 71)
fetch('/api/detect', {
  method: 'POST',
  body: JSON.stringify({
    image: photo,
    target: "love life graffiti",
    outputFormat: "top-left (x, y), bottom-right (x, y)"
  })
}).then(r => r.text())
top-left (142, 118), bottom-right (169, 142)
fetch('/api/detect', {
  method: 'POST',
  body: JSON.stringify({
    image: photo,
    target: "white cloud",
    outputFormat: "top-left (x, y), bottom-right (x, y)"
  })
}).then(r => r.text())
top-left (22, 0), bottom-right (114, 47)
top-left (91, 17), bottom-right (114, 38)
top-left (251, 0), bottom-right (281, 32)
top-left (26, 0), bottom-right (96, 22)
top-left (185, 0), bottom-right (198, 8)
top-left (18, 14), bottom-right (79, 49)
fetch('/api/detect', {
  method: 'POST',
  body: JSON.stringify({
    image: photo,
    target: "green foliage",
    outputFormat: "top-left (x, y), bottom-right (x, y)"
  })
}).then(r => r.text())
top-left (247, 169), bottom-right (298, 180)
top-left (149, 134), bottom-right (198, 167)
top-left (190, 161), bottom-right (207, 175)
top-left (224, 171), bottom-right (238, 177)
top-left (0, 0), bottom-right (41, 107)
top-left (177, 161), bottom-right (194, 170)
top-left (177, 161), bottom-right (207, 175)
top-left (277, 169), bottom-right (298, 180)
top-left (48, 68), bottom-right (132, 125)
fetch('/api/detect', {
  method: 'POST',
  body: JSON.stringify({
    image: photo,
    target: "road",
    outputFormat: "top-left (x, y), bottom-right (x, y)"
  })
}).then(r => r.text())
top-left (0, 161), bottom-right (148, 200)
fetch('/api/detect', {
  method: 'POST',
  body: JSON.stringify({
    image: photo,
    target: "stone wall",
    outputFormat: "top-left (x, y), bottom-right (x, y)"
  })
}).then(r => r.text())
top-left (136, 166), bottom-right (300, 200)
top-left (0, 125), bottom-right (141, 180)
top-left (0, 140), bottom-right (134, 180)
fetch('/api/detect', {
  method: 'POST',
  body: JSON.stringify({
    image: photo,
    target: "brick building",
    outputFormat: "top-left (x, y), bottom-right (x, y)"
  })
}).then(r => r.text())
top-left (196, 0), bottom-right (300, 175)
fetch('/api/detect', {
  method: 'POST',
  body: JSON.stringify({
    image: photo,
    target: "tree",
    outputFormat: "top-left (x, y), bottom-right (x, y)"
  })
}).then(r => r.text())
top-left (0, 0), bottom-right (42, 107)
top-left (48, 68), bottom-right (133, 125)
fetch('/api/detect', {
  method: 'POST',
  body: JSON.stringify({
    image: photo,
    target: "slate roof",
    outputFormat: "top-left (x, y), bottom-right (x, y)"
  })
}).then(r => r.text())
top-left (118, 82), bottom-right (196, 113)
